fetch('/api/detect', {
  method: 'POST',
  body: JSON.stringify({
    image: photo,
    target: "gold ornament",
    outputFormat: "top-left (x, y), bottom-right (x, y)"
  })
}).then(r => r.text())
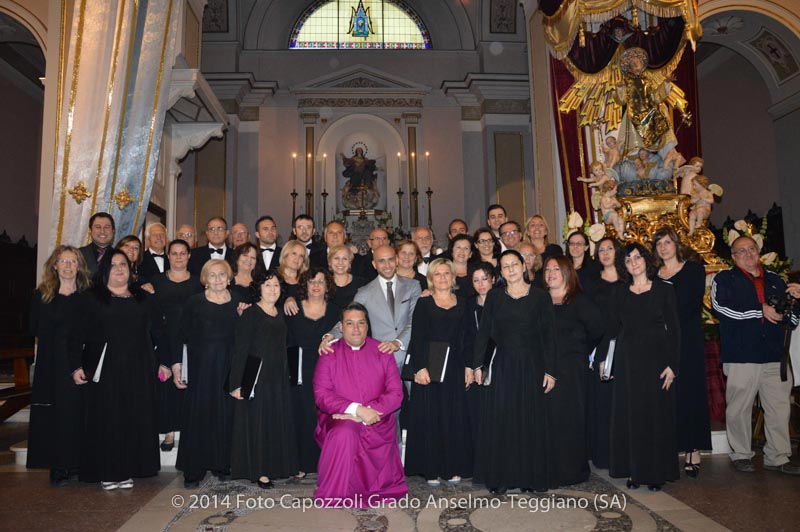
top-left (114, 189), bottom-right (134, 210)
top-left (68, 181), bottom-right (92, 204)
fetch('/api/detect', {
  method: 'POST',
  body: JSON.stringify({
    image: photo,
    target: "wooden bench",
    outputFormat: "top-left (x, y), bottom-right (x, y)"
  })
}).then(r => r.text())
top-left (0, 348), bottom-right (34, 422)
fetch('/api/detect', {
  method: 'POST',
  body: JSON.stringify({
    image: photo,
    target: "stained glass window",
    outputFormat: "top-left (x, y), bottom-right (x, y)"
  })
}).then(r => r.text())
top-left (290, 0), bottom-right (431, 50)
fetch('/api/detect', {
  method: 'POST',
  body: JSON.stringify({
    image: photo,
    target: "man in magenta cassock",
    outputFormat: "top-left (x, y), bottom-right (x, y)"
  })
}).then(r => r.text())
top-left (313, 302), bottom-right (407, 506)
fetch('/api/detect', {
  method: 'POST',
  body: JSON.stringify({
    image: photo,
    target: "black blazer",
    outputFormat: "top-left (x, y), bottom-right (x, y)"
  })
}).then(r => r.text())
top-left (310, 246), bottom-right (330, 269)
top-left (138, 250), bottom-right (169, 283)
top-left (188, 246), bottom-right (234, 276)
top-left (79, 244), bottom-right (107, 277)
top-left (352, 251), bottom-right (378, 281)
top-left (257, 244), bottom-right (282, 272)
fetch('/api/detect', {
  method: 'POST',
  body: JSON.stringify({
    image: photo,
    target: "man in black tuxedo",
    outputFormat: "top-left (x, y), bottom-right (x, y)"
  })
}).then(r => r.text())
top-left (291, 214), bottom-right (323, 258)
top-left (188, 216), bottom-right (234, 276)
top-left (412, 226), bottom-right (439, 276)
top-left (310, 220), bottom-right (347, 268)
top-left (255, 215), bottom-right (281, 271)
top-left (79, 212), bottom-right (115, 278)
top-left (352, 227), bottom-right (390, 281)
top-left (138, 222), bottom-right (169, 283)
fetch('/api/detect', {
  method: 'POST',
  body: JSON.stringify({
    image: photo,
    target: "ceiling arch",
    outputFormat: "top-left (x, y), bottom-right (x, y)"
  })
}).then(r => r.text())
top-left (242, 0), bottom-right (476, 51)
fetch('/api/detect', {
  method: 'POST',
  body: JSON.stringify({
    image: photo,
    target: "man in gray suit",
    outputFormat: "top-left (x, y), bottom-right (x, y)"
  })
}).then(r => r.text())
top-left (320, 245), bottom-right (420, 373)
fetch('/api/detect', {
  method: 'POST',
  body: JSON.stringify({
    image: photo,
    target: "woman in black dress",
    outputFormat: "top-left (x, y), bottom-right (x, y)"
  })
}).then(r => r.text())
top-left (286, 267), bottom-right (339, 478)
top-left (599, 243), bottom-right (680, 491)
top-left (27, 245), bottom-right (91, 486)
top-left (543, 255), bottom-right (604, 486)
top-left (448, 234), bottom-right (474, 295)
top-left (230, 242), bottom-right (263, 303)
top-left (229, 271), bottom-right (299, 488)
top-left (328, 245), bottom-right (367, 309)
top-left (405, 258), bottom-right (472, 486)
top-left (653, 226), bottom-right (710, 477)
top-left (78, 250), bottom-right (161, 490)
top-left (566, 230), bottom-right (601, 289)
top-left (462, 262), bottom-right (496, 478)
top-left (150, 239), bottom-right (202, 452)
top-left (582, 236), bottom-right (623, 469)
top-left (395, 240), bottom-right (428, 290)
top-left (474, 250), bottom-right (557, 493)
top-left (175, 259), bottom-right (243, 488)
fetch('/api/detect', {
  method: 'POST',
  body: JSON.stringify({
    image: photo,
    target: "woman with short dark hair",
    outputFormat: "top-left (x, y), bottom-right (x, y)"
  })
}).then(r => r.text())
top-left (149, 239), bottom-right (202, 453)
top-left (286, 266), bottom-right (339, 479)
top-left (229, 270), bottom-right (299, 489)
top-left (566, 230), bottom-right (601, 288)
top-left (652, 226), bottom-right (710, 477)
top-left (599, 243), bottom-right (681, 491)
top-left (116, 235), bottom-right (143, 283)
top-left (543, 255), bottom-right (604, 486)
top-left (230, 242), bottom-right (264, 303)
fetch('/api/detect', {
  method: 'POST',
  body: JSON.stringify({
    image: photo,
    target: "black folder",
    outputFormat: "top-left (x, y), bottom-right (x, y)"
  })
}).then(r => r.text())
top-left (287, 346), bottom-right (302, 386)
top-left (427, 341), bottom-right (450, 383)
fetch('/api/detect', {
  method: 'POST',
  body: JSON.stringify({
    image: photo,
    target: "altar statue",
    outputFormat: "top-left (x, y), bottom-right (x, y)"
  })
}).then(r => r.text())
top-left (600, 180), bottom-right (625, 237)
top-left (340, 147), bottom-right (380, 210)
top-left (614, 48), bottom-right (686, 172)
top-left (602, 136), bottom-right (622, 170)
top-left (578, 161), bottom-right (619, 189)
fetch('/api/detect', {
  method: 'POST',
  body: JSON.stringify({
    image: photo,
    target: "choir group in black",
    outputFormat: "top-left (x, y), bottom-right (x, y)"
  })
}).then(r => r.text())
top-left (28, 207), bottom-right (710, 495)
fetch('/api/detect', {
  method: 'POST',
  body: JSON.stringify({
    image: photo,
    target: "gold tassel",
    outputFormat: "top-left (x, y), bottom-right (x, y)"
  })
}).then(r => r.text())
top-left (579, 24), bottom-right (586, 48)
top-left (631, 4), bottom-right (639, 28)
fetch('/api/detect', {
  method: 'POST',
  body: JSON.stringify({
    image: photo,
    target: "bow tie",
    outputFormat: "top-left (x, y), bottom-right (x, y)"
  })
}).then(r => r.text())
top-left (152, 253), bottom-right (165, 258)
top-left (210, 248), bottom-right (224, 255)
top-left (262, 247), bottom-right (275, 253)
top-left (423, 256), bottom-right (432, 264)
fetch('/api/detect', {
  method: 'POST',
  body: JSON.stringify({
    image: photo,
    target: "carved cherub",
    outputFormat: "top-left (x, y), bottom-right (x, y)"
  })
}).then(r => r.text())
top-left (599, 179), bottom-right (624, 237)
top-left (688, 174), bottom-right (714, 235)
top-left (578, 161), bottom-right (619, 189)
top-left (676, 156), bottom-right (704, 195)
top-left (602, 136), bottom-right (621, 169)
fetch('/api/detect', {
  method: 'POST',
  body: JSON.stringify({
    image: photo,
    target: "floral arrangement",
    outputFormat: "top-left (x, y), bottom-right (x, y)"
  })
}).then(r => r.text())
top-left (562, 210), bottom-right (607, 255)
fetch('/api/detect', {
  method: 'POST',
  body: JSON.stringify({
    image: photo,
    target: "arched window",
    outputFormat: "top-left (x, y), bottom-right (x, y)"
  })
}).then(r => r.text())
top-left (290, 0), bottom-right (431, 50)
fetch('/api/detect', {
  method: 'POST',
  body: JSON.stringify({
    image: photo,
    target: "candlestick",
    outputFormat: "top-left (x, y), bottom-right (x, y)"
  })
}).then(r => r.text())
top-left (321, 189), bottom-right (329, 226)
top-left (425, 151), bottom-right (430, 194)
top-left (411, 188), bottom-right (419, 227)
top-left (306, 153), bottom-right (312, 215)
top-left (322, 153), bottom-right (327, 190)
top-left (291, 189), bottom-right (298, 220)
top-left (292, 152), bottom-right (297, 190)
top-left (396, 187), bottom-right (404, 230)
top-left (425, 186), bottom-right (433, 229)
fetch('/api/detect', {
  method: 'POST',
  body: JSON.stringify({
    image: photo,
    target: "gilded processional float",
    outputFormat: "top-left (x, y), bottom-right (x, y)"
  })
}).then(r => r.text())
top-left (540, 0), bottom-right (726, 268)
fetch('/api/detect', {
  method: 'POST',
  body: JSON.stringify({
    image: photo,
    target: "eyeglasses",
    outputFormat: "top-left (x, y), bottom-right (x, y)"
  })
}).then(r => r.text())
top-left (624, 254), bottom-right (644, 263)
top-left (732, 246), bottom-right (759, 256)
top-left (370, 236), bottom-right (389, 242)
top-left (57, 259), bottom-right (78, 266)
top-left (568, 241), bottom-right (587, 247)
top-left (500, 230), bottom-right (519, 238)
top-left (308, 278), bottom-right (327, 285)
top-left (294, 225), bottom-right (313, 231)
top-left (207, 227), bottom-right (227, 233)
top-left (414, 235), bottom-right (432, 242)
top-left (177, 232), bottom-right (194, 239)
top-left (476, 238), bottom-right (494, 245)
top-left (232, 230), bottom-right (248, 236)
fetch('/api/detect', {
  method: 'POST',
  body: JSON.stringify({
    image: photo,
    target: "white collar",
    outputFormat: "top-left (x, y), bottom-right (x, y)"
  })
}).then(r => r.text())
top-left (260, 243), bottom-right (276, 251)
top-left (346, 341), bottom-right (365, 351)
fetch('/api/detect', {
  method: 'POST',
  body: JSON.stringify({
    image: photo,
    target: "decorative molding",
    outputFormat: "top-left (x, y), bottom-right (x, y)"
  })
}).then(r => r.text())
top-left (298, 97), bottom-right (423, 108)
top-left (402, 112), bottom-right (421, 125)
top-left (164, 122), bottom-right (225, 180)
top-left (442, 73), bottom-right (530, 107)
top-left (332, 77), bottom-right (391, 88)
top-left (747, 27), bottom-right (800, 84)
top-left (483, 99), bottom-right (531, 115)
top-left (768, 89), bottom-right (800, 120)
top-left (168, 69), bottom-right (229, 125)
top-left (205, 71), bottom-right (277, 107)
top-left (461, 106), bottom-right (482, 120)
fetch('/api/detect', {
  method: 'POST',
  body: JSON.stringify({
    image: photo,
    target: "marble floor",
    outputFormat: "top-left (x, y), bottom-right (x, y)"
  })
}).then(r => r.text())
top-left (1, 421), bottom-right (799, 532)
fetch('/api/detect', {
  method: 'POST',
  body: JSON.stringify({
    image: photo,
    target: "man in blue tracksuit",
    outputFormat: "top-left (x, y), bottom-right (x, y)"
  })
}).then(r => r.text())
top-left (712, 235), bottom-right (799, 474)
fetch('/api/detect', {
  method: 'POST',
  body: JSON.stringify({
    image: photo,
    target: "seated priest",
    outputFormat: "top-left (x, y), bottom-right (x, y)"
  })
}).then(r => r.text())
top-left (313, 302), bottom-right (407, 507)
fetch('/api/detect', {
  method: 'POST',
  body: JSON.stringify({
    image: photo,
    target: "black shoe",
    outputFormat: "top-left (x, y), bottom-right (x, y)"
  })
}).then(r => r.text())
top-left (684, 452), bottom-right (700, 478)
top-left (49, 469), bottom-right (69, 487)
top-left (763, 463), bottom-right (800, 475)
top-left (160, 440), bottom-right (175, 452)
top-left (626, 479), bottom-right (640, 489)
top-left (257, 478), bottom-right (274, 489)
top-left (648, 484), bottom-right (663, 492)
top-left (732, 459), bottom-right (756, 473)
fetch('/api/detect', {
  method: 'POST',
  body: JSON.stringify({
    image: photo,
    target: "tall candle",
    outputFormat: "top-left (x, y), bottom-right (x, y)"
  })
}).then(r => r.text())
top-left (292, 152), bottom-right (297, 190)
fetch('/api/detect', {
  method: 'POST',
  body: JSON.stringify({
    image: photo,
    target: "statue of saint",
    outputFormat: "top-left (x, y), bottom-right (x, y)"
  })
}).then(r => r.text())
top-left (340, 147), bottom-right (380, 210)
top-left (614, 47), bottom-right (685, 172)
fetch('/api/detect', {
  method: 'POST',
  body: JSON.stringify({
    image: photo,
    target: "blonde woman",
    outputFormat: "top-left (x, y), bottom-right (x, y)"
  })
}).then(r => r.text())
top-left (524, 215), bottom-right (563, 265)
top-left (278, 240), bottom-right (311, 315)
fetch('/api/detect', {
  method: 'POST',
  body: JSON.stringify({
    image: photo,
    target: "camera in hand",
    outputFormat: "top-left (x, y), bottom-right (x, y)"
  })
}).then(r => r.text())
top-left (766, 293), bottom-right (797, 320)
